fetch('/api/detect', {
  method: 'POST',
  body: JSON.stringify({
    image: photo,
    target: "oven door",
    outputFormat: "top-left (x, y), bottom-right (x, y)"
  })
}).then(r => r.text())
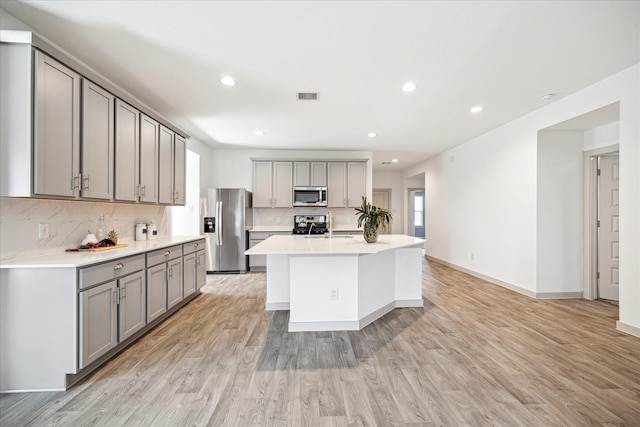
top-left (293, 187), bottom-right (327, 206)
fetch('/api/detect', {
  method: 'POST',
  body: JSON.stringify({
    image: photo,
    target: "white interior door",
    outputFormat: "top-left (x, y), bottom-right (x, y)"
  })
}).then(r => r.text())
top-left (372, 189), bottom-right (391, 234)
top-left (598, 154), bottom-right (619, 301)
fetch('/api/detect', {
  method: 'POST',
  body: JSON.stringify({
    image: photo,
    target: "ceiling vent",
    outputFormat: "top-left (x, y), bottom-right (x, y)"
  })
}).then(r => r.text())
top-left (381, 161), bottom-right (392, 165)
top-left (297, 92), bottom-right (319, 101)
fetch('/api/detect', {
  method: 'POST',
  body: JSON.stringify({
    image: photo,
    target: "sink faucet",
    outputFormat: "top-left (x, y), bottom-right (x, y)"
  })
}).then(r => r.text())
top-left (308, 222), bottom-right (315, 238)
top-left (328, 211), bottom-right (333, 239)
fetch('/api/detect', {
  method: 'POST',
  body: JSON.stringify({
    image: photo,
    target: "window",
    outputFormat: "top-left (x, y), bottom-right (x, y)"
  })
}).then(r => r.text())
top-left (414, 194), bottom-right (424, 226)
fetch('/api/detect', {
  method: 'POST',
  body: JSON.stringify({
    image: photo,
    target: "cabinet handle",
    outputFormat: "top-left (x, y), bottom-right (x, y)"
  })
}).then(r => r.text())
top-left (83, 175), bottom-right (90, 190)
top-left (113, 263), bottom-right (124, 270)
top-left (72, 174), bottom-right (81, 191)
top-left (168, 267), bottom-right (173, 279)
top-left (194, 243), bottom-right (198, 248)
top-left (164, 251), bottom-right (171, 256)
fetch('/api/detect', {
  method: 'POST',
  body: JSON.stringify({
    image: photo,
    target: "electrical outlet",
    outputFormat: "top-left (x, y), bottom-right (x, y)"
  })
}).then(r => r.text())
top-left (330, 287), bottom-right (339, 300)
top-left (470, 252), bottom-right (475, 261)
top-left (113, 220), bottom-right (119, 233)
top-left (38, 223), bottom-right (50, 239)
top-left (275, 216), bottom-right (281, 224)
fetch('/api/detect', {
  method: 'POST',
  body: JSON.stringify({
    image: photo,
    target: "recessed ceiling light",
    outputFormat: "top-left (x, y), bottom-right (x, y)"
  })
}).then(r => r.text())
top-left (255, 131), bottom-right (265, 136)
top-left (470, 106), bottom-right (483, 113)
top-left (391, 159), bottom-right (399, 163)
top-left (541, 93), bottom-right (555, 100)
top-left (221, 76), bottom-right (236, 86)
top-left (402, 82), bottom-right (416, 92)
top-left (368, 132), bottom-right (377, 138)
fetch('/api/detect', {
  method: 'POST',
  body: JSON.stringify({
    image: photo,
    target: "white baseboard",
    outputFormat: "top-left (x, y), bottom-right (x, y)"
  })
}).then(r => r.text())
top-left (426, 256), bottom-right (581, 300)
top-left (265, 302), bottom-right (289, 311)
top-left (426, 255), bottom-right (537, 298)
top-left (395, 299), bottom-right (424, 307)
top-left (288, 320), bottom-right (360, 332)
top-left (616, 321), bottom-right (640, 338)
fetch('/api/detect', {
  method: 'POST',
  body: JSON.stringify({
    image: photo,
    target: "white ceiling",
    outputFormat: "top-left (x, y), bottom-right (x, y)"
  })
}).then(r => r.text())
top-left (2, 1), bottom-right (638, 171)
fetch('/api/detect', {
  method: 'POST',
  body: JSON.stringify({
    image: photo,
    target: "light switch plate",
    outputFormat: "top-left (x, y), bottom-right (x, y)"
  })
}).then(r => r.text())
top-left (38, 223), bottom-right (50, 239)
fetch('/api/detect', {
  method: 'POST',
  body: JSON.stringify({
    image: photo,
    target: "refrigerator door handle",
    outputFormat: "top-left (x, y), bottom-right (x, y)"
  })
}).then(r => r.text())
top-left (217, 201), bottom-right (223, 246)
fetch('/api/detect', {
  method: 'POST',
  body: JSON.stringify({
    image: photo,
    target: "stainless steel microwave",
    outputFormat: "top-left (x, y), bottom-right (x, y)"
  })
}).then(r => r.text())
top-left (293, 186), bottom-right (327, 207)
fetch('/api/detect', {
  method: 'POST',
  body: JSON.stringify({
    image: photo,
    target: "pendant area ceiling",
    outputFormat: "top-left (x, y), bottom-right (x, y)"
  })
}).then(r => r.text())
top-left (2, 1), bottom-right (638, 171)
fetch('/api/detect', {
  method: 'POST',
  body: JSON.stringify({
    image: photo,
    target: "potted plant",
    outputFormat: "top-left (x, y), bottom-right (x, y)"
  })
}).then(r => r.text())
top-left (355, 196), bottom-right (392, 243)
top-left (107, 230), bottom-right (118, 245)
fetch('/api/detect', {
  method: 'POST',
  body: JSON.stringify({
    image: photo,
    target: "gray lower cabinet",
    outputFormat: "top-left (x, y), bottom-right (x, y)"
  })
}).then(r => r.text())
top-left (196, 250), bottom-right (207, 289)
top-left (183, 239), bottom-right (205, 295)
top-left (146, 245), bottom-right (183, 315)
top-left (79, 280), bottom-right (117, 369)
top-left (183, 253), bottom-right (197, 298)
top-left (146, 263), bottom-right (167, 322)
top-left (79, 255), bottom-right (146, 369)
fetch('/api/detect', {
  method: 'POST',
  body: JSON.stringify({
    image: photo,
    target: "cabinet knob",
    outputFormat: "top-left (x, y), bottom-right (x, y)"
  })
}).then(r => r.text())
top-left (164, 251), bottom-right (170, 256)
top-left (113, 263), bottom-right (124, 270)
top-left (194, 243), bottom-right (198, 247)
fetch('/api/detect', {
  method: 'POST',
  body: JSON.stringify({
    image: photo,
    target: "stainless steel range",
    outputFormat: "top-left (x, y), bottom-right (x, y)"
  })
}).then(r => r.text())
top-left (292, 215), bottom-right (327, 235)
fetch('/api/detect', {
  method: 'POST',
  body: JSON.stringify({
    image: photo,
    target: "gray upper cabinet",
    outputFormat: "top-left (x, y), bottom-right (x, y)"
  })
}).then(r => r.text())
top-left (293, 162), bottom-right (327, 187)
top-left (33, 51), bottom-right (81, 198)
top-left (81, 80), bottom-right (114, 200)
top-left (114, 100), bottom-right (140, 202)
top-left (327, 162), bottom-right (347, 207)
top-left (1, 40), bottom-right (188, 204)
top-left (139, 114), bottom-right (159, 204)
top-left (173, 135), bottom-right (186, 205)
top-left (253, 161), bottom-right (274, 207)
top-left (347, 162), bottom-right (366, 207)
top-left (158, 126), bottom-right (174, 205)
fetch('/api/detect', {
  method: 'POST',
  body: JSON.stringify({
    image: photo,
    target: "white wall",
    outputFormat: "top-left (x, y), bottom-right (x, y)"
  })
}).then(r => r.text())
top-left (536, 131), bottom-right (584, 295)
top-left (584, 122), bottom-right (619, 151)
top-left (406, 64), bottom-right (639, 334)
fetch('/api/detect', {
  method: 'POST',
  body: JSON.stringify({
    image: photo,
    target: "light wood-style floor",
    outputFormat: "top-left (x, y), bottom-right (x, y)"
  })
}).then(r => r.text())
top-left (2, 260), bottom-right (639, 426)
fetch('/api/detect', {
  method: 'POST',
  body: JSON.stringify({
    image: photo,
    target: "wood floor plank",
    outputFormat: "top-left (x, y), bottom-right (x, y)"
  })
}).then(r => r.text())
top-left (2, 260), bottom-right (639, 426)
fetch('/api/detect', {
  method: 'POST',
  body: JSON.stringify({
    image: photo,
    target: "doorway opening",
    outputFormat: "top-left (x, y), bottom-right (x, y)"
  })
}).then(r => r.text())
top-left (408, 189), bottom-right (425, 238)
top-left (584, 148), bottom-right (620, 302)
top-left (372, 188), bottom-right (392, 234)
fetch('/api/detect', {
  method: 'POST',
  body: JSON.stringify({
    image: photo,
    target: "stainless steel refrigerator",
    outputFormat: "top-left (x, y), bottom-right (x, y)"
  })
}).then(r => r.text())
top-left (202, 188), bottom-right (252, 273)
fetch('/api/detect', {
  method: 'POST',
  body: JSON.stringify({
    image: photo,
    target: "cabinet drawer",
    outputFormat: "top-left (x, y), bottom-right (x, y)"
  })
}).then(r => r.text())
top-left (146, 245), bottom-right (183, 267)
top-left (183, 238), bottom-right (205, 255)
top-left (79, 254), bottom-right (145, 289)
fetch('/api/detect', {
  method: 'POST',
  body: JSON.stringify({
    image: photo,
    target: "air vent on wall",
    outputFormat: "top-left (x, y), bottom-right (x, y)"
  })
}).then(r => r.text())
top-left (297, 92), bottom-right (319, 101)
top-left (381, 161), bottom-right (392, 165)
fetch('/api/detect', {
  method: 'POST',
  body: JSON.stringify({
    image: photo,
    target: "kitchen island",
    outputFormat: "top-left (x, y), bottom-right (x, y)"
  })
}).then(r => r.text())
top-left (246, 234), bottom-right (425, 332)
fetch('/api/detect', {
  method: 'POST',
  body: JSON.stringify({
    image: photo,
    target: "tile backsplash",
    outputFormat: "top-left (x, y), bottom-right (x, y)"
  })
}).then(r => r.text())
top-left (254, 207), bottom-right (360, 229)
top-left (0, 198), bottom-right (168, 261)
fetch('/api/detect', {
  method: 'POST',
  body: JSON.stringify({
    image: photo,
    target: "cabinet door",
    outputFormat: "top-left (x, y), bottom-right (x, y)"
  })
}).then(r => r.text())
top-left (173, 135), bottom-right (186, 205)
top-left (33, 51), bottom-right (80, 198)
top-left (158, 126), bottom-right (174, 204)
top-left (310, 162), bottom-right (327, 186)
top-left (293, 162), bottom-right (310, 187)
top-left (167, 258), bottom-right (183, 309)
top-left (196, 250), bottom-right (207, 289)
top-left (81, 79), bottom-right (114, 200)
top-left (347, 162), bottom-right (366, 207)
top-left (253, 161), bottom-right (273, 207)
top-left (146, 263), bottom-right (167, 323)
top-left (327, 162), bottom-right (347, 207)
top-left (80, 280), bottom-right (117, 368)
top-left (273, 162), bottom-right (293, 207)
top-left (183, 253), bottom-right (197, 298)
top-left (114, 100), bottom-right (140, 202)
top-left (118, 270), bottom-right (146, 341)
top-left (139, 114), bottom-right (159, 203)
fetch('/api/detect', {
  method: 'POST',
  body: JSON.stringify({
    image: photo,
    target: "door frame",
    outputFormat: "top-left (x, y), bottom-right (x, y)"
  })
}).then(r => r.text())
top-left (582, 144), bottom-right (619, 300)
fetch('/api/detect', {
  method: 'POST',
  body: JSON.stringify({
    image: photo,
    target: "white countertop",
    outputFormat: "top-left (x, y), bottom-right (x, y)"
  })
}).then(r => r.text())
top-left (0, 236), bottom-right (205, 269)
top-left (245, 234), bottom-right (425, 255)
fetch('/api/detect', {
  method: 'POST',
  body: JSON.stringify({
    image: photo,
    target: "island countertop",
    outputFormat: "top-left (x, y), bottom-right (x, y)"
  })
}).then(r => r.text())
top-left (245, 234), bottom-right (424, 255)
